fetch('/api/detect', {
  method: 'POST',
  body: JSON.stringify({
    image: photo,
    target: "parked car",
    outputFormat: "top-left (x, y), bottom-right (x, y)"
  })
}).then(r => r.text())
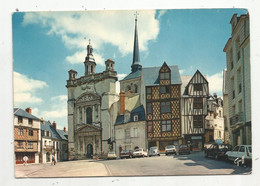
top-left (226, 145), bottom-right (252, 165)
top-left (149, 146), bottom-right (160, 157)
top-left (205, 143), bottom-right (232, 160)
top-left (107, 151), bottom-right (117, 160)
top-left (165, 145), bottom-right (177, 155)
top-left (179, 144), bottom-right (190, 155)
top-left (133, 148), bottom-right (148, 158)
top-left (120, 150), bottom-right (133, 159)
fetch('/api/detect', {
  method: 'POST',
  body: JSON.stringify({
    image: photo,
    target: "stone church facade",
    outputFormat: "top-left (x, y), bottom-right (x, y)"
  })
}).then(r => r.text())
top-left (66, 43), bottom-right (118, 160)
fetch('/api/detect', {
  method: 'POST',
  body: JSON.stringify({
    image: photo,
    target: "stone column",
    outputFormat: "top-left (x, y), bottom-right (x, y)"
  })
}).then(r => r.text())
top-left (93, 135), bottom-right (96, 154)
top-left (83, 135), bottom-right (85, 155)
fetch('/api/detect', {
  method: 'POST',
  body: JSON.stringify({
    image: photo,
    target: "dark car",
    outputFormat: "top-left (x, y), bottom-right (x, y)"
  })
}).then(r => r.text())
top-left (120, 150), bottom-right (133, 159)
top-left (179, 144), bottom-right (190, 155)
top-left (205, 143), bottom-right (232, 160)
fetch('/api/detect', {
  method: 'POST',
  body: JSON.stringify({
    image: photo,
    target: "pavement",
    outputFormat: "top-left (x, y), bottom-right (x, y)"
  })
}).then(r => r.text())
top-left (15, 151), bottom-right (252, 178)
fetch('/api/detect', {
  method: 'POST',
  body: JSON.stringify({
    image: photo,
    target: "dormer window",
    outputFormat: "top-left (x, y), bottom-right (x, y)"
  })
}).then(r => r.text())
top-left (133, 115), bottom-right (139, 122)
top-left (28, 118), bottom-right (33, 125)
top-left (18, 116), bottom-right (23, 123)
top-left (124, 112), bottom-right (130, 123)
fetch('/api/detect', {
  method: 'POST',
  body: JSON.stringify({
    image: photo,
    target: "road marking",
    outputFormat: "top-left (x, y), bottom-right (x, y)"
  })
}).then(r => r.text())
top-left (104, 163), bottom-right (112, 176)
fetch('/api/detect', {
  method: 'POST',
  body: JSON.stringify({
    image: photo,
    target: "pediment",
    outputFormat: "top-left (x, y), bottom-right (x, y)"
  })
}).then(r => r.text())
top-left (76, 124), bottom-right (101, 133)
top-left (76, 93), bottom-right (101, 104)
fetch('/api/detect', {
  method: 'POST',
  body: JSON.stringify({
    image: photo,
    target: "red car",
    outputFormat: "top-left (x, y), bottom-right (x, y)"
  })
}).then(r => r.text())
top-left (179, 144), bottom-right (190, 155)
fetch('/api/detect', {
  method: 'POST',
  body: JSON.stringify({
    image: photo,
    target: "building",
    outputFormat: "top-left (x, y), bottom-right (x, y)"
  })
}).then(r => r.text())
top-left (223, 70), bottom-right (231, 144)
top-left (223, 13), bottom-right (251, 146)
top-left (143, 63), bottom-right (182, 150)
top-left (14, 108), bottom-right (41, 164)
top-left (66, 42), bottom-right (118, 160)
top-left (205, 94), bottom-right (225, 144)
top-left (181, 70), bottom-right (209, 151)
top-left (56, 127), bottom-right (69, 161)
top-left (114, 91), bottom-right (146, 156)
top-left (40, 120), bottom-right (68, 163)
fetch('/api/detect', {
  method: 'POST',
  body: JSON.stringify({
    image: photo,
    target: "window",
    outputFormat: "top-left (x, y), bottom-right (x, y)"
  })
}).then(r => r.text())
top-left (18, 116), bottom-right (23, 123)
top-left (44, 140), bottom-right (47, 146)
top-left (28, 118), bottom-right (33, 125)
top-left (147, 103), bottom-right (152, 114)
top-left (193, 115), bottom-right (203, 128)
top-left (233, 146), bottom-right (239, 152)
top-left (160, 86), bottom-right (170, 94)
top-left (194, 84), bottom-right (203, 91)
top-left (28, 130), bottom-right (33, 136)
top-left (134, 84), bottom-right (138, 93)
top-left (193, 97), bottom-right (203, 109)
top-left (239, 146), bottom-right (245, 152)
top-left (17, 141), bottom-right (23, 149)
top-left (231, 61), bottom-right (234, 70)
top-left (160, 72), bottom-right (170, 80)
top-left (125, 129), bottom-right (130, 143)
top-left (146, 87), bottom-right (151, 94)
top-left (46, 131), bottom-right (50, 137)
top-left (132, 128), bottom-right (138, 137)
top-left (219, 111), bottom-right (221, 117)
top-left (86, 107), bottom-right (92, 124)
top-left (41, 130), bottom-right (45, 137)
top-left (133, 115), bottom-right (138, 121)
top-left (28, 142), bottom-right (33, 149)
top-left (18, 128), bottom-right (23, 135)
top-left (161, 102), bottom-right (170, 113)
top-left (162, 120), bottom-right (172, 132)
top-left (127, 85), bottom-right (131, 91)
top-left (147, 121), bottom-right (153, 133)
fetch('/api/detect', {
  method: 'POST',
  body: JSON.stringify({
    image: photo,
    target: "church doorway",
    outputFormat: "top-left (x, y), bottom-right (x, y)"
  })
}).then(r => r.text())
top-left (86, 144), bottom-right (93, 158)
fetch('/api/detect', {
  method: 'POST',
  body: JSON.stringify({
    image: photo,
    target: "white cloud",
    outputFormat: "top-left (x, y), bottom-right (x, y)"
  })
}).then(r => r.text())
top-left (23, 10), bottom-right (160, 62)
top-left (207, 71), bottom-right (223, 95)
top-left (40, 94), bottom-right (67, 119)
top-left (117, 73), bottom-right (127, 80)
top-left (14, 72), bottom-right (48, 104)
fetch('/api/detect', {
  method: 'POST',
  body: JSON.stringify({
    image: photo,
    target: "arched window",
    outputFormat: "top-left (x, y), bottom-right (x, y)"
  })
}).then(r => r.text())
top-left (134, 84), bottom-right (138, 93)
top-left (91, 65), bottom-right (93, 73)
top-left (127, 85), bottom-right (131, 91)
top-left (86, 107), bottom-right (92, 124)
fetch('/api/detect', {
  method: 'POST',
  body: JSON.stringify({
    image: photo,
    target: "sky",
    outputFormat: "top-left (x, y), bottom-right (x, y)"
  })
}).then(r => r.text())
top-left (12, 9), bottom-right (248, 130)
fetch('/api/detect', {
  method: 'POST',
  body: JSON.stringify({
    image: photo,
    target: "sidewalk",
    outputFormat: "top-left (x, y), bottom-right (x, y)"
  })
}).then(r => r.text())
top-left (15, 159), bottom-right (109, 177)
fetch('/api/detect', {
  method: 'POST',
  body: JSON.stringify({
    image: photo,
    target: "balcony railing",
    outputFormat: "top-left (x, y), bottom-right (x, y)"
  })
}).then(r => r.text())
top-left (229, 112), bottom-right (244, 126)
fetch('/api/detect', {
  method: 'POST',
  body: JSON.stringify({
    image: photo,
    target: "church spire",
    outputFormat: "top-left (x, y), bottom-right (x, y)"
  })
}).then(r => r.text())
top-left (131, 12), bottom-right (142, 73)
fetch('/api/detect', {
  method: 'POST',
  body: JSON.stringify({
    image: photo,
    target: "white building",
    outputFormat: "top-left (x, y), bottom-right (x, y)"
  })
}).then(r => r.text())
top-left (66, 43), bottom-right (118, 160)
top-left (223, 13), bottom-right (251, 146)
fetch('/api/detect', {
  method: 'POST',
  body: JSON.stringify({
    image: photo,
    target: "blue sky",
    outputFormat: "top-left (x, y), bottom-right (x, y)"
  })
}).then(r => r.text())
top-left (12, 9), bottom-right (248, 129)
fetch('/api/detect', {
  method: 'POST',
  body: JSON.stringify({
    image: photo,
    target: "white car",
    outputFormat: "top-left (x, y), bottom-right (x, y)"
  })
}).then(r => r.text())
top-left (107, 151), bottom-right (117, 160)
top-left (133, 148), bottom-right (148, 158)
top-left (226, 145), bottom-right (252, 165)
top-left (165, 145), bottom-right (177, 155)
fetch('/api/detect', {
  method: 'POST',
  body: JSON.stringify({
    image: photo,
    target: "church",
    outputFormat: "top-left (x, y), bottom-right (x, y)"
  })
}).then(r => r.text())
top-left (66, 42), bottom-right (119, 160)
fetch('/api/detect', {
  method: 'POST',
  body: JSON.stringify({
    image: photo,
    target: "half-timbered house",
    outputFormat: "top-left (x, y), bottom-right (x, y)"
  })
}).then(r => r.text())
top-left (143, 62), bottom-right (182, 150)
top-left (181, 70), bottom-right (209, 151)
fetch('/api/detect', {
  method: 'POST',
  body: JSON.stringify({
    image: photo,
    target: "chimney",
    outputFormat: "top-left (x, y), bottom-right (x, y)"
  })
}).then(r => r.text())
top-left (25, 107), bottom-right (32, 114)
top-left (52, 121), bottom-right (57, 130)
top-left (120, 90), bottom-right (125, 115)
top-left (64, 127), bottom-right (66, 133)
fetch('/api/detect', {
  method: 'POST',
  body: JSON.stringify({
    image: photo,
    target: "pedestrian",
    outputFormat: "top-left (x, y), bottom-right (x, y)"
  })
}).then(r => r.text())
top-left (51, 155), bottom-right (56, 165)
top-left (23, 155), bottom-right (28, 166)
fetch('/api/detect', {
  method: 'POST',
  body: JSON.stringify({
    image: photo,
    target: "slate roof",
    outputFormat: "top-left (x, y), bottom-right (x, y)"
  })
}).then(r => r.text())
top-left (122, 69), bottom-right (142, 81)
top-left (115, 105), bottom-right (145, 126)
top-left (41, 120), bottom-right (62, 140)
top-left (14, 108), bottom-right (41, 121)
top-left (142, 65), bottom-right (182, 86)
top-left (56, 129), bottom-right (68, 140)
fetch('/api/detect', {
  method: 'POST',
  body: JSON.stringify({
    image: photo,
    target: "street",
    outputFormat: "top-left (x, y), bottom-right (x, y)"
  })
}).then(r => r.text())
top-left (15, 152), bottom-right (251, 177)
